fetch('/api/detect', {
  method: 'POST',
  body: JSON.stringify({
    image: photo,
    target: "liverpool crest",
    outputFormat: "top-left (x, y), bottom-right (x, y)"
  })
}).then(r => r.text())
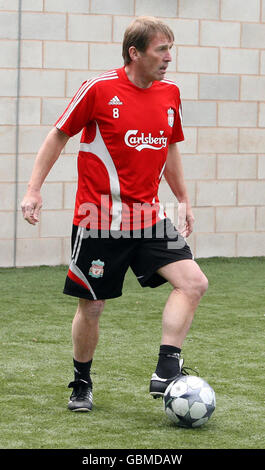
top-left (89, 259), bottom-right (105, 278)
top-left (167, 108), bottom-right (174, 127)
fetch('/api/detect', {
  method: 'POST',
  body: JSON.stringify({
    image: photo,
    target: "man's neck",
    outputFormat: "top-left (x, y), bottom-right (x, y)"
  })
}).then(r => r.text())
top-left (124, 65), bottom-right (153, 89)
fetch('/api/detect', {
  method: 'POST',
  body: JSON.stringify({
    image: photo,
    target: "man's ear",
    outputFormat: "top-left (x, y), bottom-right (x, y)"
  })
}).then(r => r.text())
top-left (128, 46), bottom-right (141, 62)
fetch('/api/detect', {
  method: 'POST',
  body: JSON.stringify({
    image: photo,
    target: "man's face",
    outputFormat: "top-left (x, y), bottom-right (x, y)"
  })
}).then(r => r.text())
top-left (137, 33), bottom-right (173, 82)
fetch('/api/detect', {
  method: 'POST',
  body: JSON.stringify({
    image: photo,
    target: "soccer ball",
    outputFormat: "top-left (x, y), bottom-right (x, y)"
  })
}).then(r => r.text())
top-left (163, 375), bottom-right (216, 428)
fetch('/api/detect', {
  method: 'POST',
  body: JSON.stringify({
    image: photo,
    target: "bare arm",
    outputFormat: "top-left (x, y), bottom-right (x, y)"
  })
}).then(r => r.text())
top-left (164, 143), bottom-right (194, 237)
top-left (21, 127), bottom-right (70, 225)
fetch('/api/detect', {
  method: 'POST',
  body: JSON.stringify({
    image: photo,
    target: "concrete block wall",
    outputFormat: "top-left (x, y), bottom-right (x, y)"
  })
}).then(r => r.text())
top-left (1, 0), bottom-right (265, 266)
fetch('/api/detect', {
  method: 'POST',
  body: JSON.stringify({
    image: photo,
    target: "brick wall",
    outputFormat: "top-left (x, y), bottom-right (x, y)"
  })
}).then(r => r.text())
top-left (1, 0), bottom-right (265, 266)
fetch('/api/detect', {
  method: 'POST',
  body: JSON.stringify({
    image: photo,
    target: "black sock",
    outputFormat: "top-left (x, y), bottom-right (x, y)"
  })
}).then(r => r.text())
top-left (155, 345), bottom-right (181, 379)
top-left (73, 358), bottom-right (92, 385)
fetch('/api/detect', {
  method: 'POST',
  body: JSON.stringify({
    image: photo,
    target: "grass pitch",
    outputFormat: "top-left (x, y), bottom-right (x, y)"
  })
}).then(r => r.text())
top-left (0, 258), bottom-right (264, 449)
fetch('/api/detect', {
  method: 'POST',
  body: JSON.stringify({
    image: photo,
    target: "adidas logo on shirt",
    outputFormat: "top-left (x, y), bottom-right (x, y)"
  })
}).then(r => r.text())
top-left (108, 95), bottom-right (123, 105)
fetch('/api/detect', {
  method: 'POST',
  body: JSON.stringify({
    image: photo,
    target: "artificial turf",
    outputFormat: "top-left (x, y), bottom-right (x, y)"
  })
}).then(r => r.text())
top-left (0, 258), bottom-right (264, 450)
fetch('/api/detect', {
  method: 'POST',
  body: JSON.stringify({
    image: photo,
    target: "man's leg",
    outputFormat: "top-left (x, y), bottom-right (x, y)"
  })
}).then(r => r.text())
top-left (158, 259), bottom-right (208, 348)
top-left (72, 298), bottom-right (105, 362)
top-left (68, 298), bottom-right (105, 411)
top-left (150, 259), bottom-right (208, 397)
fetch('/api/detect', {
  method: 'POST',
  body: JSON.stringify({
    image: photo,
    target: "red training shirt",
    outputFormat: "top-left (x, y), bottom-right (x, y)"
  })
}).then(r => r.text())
top-left (55, 66), bottom-right (184, 231)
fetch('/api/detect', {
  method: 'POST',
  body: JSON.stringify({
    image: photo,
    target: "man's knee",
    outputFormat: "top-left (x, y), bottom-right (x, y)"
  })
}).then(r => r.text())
top-left (78, 298), bottom-right (105, 319)
top-left (177, 272), bottom-right (208, 304)
top-left (196, 272), bottom-right (208, 297)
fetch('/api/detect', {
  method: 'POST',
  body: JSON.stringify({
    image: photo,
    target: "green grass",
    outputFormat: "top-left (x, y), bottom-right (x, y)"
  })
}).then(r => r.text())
top-left (0, 258), bottom-right (264, 449)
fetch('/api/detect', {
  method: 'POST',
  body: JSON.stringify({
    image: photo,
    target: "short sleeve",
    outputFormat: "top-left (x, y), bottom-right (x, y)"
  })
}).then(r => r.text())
top-left (170, 87), bottom-right (184, 144)
top-left (54, 80), bottom-right (95, 137)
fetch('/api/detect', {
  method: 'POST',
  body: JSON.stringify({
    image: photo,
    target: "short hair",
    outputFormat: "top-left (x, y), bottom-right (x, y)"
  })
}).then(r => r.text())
top-left (122, 16), bottom-right (175, 65)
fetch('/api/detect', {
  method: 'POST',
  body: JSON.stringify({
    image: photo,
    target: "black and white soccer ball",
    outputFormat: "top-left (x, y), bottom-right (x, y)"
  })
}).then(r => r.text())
top-left (163, 375), bottom-right (216, 428)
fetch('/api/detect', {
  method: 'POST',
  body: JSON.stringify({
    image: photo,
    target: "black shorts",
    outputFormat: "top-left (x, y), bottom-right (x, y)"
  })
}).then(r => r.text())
top-left (63, 219), bottom-right (193, 300)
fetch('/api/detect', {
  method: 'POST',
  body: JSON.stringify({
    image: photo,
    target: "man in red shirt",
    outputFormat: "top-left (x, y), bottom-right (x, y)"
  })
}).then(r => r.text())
top-left (21, 17), bottom-right (208, 412)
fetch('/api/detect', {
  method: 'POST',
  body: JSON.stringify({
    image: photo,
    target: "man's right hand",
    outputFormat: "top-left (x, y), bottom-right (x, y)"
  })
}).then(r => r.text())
top-left (21, 190), bottom-right (42, 225)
